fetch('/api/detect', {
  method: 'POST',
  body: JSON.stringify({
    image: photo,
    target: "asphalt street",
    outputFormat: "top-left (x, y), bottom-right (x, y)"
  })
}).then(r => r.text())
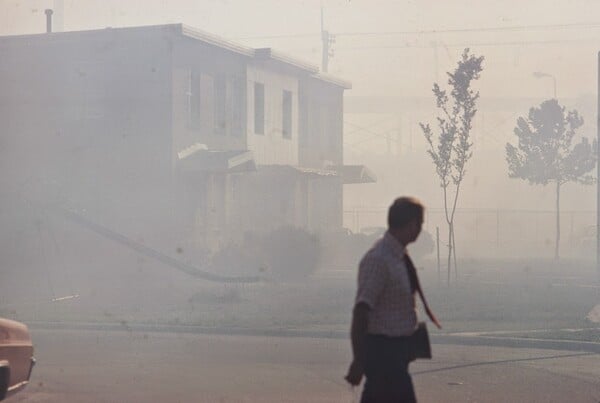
top-left (12, 327), bottom-right (600, 403)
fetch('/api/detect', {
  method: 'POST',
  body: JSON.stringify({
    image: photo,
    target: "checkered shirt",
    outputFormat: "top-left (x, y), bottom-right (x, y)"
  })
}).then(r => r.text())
top-left (355, 231), bottom-right (418, 336)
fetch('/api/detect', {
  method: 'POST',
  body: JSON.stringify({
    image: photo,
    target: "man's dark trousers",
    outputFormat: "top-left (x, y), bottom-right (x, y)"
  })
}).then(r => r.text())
top-left (361, 334), bottom-right (416, 403)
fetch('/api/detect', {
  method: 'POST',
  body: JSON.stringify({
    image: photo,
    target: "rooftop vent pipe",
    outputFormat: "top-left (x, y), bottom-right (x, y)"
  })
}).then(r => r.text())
top-left (45, 9), bottom-right (53, 33)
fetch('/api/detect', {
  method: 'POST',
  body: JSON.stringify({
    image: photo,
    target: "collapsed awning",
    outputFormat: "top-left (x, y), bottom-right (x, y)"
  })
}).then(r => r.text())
top-left (292, 166), bottom-right (339, 177)
top-left (259, 165), bottom-right (339, 178)
top-left (331, 165), bottom-right (377, 184)
top-left (258, 164), bottom-right (376, 183)
top-left (178, 147), bottom-right (256, 173)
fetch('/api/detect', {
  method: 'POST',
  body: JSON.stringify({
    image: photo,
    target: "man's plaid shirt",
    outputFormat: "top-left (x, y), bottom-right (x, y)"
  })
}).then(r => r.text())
top-left (355, 231), bottom-right (418, 336)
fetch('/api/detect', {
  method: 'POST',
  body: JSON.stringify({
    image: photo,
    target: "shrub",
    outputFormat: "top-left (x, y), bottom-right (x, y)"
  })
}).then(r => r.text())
top-left (262, 226), bottom-right (321, 280)
top-left (208, 240), bottom-right (264, 276)
top-left (208, 227), bottom-right (321, 280)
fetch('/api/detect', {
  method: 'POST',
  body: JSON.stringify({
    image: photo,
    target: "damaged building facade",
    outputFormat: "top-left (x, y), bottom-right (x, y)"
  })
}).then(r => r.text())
top-left (0, 24), bottom-right (375, 255)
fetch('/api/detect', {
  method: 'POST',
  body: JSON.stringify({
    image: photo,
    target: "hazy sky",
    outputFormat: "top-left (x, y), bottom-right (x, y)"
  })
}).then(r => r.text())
top-left (3, 0), bottom-right (600, 211)
top-left (3, 0), bottom-right (600, 98)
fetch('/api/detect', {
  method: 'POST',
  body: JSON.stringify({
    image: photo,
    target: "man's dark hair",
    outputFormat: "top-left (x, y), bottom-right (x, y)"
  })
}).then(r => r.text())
top-left (387, 197), bottom-right (424, 229)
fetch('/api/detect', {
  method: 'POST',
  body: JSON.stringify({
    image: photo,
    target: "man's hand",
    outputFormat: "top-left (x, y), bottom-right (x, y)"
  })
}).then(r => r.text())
top-left (347, 303), bottom-right (369, 386)
top-left (425, 306), bottom-right (442, 329)
top-left (344, 359), bottom-right (364, 386)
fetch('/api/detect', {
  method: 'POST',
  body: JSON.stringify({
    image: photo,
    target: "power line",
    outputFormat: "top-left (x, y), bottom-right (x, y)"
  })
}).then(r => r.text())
top-left (234, 33), bottom-right (318, 40)
top-left (233, 21), bottom-right (600, 41)
top-left (344, 120), bottom-right (397, 147)
top-left (229, 37), bottom-right (600, 56)
top-left (345, 115), bottom-right (397, 136)
top-left (345, 110), bottom-right (520, 150)
top-left (335, 21), bottom-right (600, 36)
top-left (335, 37), bottom-right (600, 51)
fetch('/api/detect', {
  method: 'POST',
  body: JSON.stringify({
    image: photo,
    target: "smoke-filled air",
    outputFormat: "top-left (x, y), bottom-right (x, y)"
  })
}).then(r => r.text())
top-left (0, 1), bottom-right (598, 402)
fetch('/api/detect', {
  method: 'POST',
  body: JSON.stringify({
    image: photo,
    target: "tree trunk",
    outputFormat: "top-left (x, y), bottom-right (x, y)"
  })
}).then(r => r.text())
top-left (452, 224), bottom-right (458, 280)
top-left (555, 180), bottom-right (561, 260)
top-left (447, 223), bottom-right (452, 286)
top-left (436, 226), bottom-right (441, 283)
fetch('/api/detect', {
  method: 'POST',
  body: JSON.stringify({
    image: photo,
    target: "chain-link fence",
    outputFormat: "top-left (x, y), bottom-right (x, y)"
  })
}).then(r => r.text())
top-left (343, 207), bottom-right (596, 259)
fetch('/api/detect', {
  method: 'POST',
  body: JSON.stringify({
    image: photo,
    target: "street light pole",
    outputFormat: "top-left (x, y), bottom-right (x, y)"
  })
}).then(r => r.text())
top-left (533, 71), bottom-right (557, 99)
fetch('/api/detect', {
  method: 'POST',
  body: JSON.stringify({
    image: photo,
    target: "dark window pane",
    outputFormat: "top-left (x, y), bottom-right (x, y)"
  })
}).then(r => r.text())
top-left (254, 82), bottom-right (264, 135)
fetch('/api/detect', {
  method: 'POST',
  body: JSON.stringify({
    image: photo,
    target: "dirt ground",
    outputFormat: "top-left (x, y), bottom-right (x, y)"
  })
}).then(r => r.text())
top-left (3, 233), bottom-right (599, 402)
top-left (12, 328), bottom-right (600, 403)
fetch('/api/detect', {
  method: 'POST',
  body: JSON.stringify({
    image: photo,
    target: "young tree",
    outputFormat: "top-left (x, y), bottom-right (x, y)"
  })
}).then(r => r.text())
top-left (506, 99), bottom-right (597, 259)
top-left (420, 49), bottom-right (484, 284)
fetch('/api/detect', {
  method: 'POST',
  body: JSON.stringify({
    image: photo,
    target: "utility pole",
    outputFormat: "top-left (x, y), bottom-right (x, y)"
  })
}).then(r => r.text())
top-left (321, 7), bottom-right (334, 73)
top-left (597, 52), bottom-right (600, 281)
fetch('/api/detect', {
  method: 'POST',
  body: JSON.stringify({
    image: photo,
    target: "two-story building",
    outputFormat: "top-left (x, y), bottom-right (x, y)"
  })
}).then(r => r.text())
top-left (0, 23), bottom-right (375, 253)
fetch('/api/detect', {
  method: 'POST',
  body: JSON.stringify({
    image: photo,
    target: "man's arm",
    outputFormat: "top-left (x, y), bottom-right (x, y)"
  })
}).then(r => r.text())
top-left (345, 302), bottom-right (370, 386)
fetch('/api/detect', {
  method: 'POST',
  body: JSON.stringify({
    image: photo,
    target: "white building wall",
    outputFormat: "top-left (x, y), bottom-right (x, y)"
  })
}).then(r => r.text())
top-left (246, 64), bottom-right (298, 166)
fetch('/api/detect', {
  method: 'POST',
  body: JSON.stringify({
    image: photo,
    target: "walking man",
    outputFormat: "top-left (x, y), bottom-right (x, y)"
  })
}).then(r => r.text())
top-left (345, 196), bottom-right (441, 402)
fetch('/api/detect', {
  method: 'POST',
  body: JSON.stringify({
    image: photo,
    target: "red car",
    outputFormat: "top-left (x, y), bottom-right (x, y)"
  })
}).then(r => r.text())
top-left (0, 318), bottom-right (35, 401)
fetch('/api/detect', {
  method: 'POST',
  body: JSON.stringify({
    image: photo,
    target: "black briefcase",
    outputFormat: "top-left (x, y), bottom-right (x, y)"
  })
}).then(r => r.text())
top-left (408, 322), bottom-right (431, 360)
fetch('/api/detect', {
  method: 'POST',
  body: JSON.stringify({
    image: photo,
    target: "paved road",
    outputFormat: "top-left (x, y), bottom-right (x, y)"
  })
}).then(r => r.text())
top-left (13, 328), bottom-right (600, 403)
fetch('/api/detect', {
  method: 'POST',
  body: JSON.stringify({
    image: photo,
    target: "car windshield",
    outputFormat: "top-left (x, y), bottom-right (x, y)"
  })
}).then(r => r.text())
top-left (1, 1), bottom-right (599, 402)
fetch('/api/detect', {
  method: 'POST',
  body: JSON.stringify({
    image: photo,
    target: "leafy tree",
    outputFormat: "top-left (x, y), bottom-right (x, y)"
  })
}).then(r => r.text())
top-left (420, 48), bottom-right (484, 285)
top-left (506, 99), bottom-right (597, 259)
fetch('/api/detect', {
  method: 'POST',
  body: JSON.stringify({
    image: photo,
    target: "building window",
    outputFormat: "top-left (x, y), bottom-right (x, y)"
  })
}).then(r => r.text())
top-left (187, 70), bottom-right (201, 129)
top-left (282, 90), bottom-right (292, 139)
top-left (254, 82), bottom-right (264, 135)
top-left (214, 74), bottom-right (226, 133)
